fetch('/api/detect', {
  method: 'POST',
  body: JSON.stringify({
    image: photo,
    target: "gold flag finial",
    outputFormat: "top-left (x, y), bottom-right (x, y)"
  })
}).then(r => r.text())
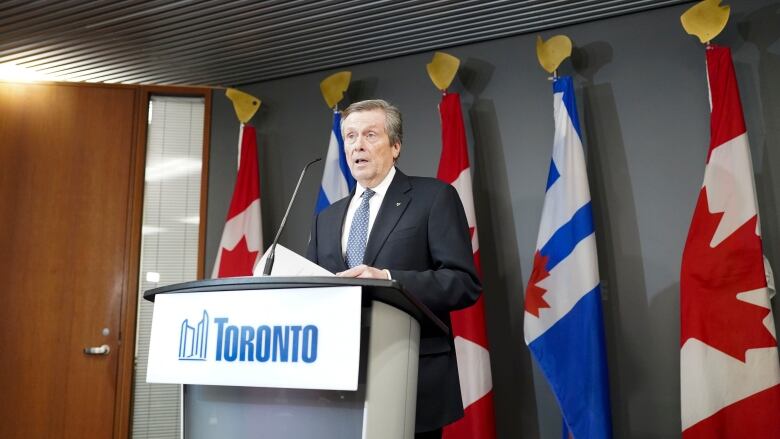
top-left (226, 88), bottom-right (261, 124)
top-left (681, 0), bottom-right (730, 44)
top-left (426, 52), bottom-right (460, 91)
top-left (536, 35), bottom-right (572, 74)
top-left (320, 71), bottom-right (351, 109)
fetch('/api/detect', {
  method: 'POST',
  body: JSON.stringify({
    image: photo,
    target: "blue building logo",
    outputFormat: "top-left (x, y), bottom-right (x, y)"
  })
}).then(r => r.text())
top-left (179, 310), bottom-right (209, 360)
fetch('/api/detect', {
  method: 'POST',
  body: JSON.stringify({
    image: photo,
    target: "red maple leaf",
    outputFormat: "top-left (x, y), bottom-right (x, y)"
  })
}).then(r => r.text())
top-left (217, 236), bottom-right (259, 278)
top-left (681, 188), bottom-right (773, 362)
top-left (525, 250), bottom-right (551, 317)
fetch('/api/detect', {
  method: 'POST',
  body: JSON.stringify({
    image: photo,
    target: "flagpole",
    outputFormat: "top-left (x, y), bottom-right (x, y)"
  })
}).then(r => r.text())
top-left (212, 88), bottom-right (264, 278)
top-left (428, 51), bottom-right (497, 439)
top-left (315, 71), bottom-right (354, 215)
top-left (529, 34), bottom-right (613, 439)
top-left (679, 2), bottom-right (780, 437)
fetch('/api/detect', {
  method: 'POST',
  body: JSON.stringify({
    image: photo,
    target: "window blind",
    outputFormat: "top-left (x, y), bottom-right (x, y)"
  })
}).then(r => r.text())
top-left (132, 95), bottom-right (205, 439)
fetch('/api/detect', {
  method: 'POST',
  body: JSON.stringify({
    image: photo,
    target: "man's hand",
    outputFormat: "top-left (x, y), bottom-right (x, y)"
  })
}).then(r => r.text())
top-left (337, 264), bottom-right (390, 279)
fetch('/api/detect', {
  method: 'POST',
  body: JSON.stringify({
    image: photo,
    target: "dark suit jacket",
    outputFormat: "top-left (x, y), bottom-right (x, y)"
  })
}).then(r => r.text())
top-left (306, 169), bottom-right (481, 432)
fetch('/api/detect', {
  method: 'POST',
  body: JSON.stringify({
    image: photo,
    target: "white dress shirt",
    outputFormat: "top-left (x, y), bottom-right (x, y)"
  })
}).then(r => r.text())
top-left (341, 166), bottom-right (396, 255)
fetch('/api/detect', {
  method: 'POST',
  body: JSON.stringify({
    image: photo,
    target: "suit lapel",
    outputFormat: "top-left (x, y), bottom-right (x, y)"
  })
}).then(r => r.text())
top-left (328, 196), bottom-right (351, 272)
top-left (363, 170), bottom-right (411, 267)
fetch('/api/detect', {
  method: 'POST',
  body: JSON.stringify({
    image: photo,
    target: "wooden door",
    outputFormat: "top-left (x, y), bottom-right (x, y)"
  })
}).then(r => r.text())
top-left (0, 82), bottom-right (140, 438)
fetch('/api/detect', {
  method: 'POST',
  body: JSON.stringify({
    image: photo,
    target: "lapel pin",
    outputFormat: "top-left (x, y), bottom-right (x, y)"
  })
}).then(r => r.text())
top-left (396, 202), bottom-right (401, 207)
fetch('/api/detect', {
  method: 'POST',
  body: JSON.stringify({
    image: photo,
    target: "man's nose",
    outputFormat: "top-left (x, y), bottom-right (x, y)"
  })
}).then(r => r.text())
top-left (353, 135), bottom-right (367, 150)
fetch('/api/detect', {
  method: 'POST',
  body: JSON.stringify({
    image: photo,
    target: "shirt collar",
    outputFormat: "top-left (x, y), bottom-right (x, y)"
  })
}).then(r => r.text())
top-left (355, 166), bottom-right (396, 199)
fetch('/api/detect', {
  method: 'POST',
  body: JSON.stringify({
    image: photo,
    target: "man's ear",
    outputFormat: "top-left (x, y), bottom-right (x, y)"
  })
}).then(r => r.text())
top-left (392, 142), bottom-right (401, 160)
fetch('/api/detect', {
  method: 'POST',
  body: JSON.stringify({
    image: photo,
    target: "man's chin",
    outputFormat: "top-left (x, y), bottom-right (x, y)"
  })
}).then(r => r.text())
top-left (351, 171), bottom-right (373, 185)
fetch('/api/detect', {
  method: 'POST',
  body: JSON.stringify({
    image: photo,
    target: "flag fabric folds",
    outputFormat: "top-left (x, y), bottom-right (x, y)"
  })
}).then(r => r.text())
top-left (438, 93), bottom-right (496, 439)
top-left (680, 45), bottom-right (780, 438)
top-left (523, 76), bottom-right (612, 438)
top-left (316, 111), bottom-right (355, 213)
top-left (212, 124), bottom-right (263, 278)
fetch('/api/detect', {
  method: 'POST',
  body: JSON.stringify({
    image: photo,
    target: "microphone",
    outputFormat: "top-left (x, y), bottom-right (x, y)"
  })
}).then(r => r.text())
top-left (262, 157), bottom-right (322, 276)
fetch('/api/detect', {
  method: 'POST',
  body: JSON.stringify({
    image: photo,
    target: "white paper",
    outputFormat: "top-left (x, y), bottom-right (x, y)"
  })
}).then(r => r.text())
top-left (253, 243), bottom-right (334, 277)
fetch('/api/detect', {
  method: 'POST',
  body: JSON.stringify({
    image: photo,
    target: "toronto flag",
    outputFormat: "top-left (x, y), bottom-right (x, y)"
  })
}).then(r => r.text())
top-left (524, 76), bottom-right (612, 438)
top-left (315, 111), bottom-right (355, 213)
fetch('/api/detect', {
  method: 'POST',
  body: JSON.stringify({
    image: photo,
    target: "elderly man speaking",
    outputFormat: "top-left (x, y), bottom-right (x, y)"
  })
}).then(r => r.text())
top-left (306, 99), bottom-right (481, 438)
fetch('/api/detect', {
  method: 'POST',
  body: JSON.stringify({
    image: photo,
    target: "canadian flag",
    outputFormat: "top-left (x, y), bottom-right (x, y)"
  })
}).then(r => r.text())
top-left (680, 45), bottom-right (780, 437)
top-left (437, 93), bottom-right (496, 439)
top-left (212, 124), bottom-right (263, 278)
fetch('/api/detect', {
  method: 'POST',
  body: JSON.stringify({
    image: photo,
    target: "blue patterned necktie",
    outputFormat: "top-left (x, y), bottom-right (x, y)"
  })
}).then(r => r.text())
top-left (345, 188), bottom-right (375, 268)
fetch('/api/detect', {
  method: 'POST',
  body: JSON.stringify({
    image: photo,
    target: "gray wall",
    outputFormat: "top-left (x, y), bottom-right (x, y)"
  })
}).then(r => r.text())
top-left (206, 1), bottom-right (780, 437)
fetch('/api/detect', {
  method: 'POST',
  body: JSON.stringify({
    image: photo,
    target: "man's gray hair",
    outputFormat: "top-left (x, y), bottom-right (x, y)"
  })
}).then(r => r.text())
top-left (342, 99), bottom-right (403, 147)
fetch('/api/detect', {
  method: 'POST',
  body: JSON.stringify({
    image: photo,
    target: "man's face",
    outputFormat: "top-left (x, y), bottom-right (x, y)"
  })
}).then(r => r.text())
top-left (342, 109), bottom-right (400, 188)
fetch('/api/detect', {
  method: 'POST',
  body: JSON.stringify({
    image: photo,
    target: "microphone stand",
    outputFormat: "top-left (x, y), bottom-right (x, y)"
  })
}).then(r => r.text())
top-left (262, 157), bottom-right (322, 276)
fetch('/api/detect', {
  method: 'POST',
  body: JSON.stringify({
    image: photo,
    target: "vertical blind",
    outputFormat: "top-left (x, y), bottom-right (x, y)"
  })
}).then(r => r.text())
top-left (132, 95), bottom-right (205, 439)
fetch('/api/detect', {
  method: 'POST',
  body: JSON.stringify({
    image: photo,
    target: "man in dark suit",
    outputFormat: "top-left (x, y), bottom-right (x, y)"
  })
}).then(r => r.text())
top-left (306, 99), bottom-right (481, 438)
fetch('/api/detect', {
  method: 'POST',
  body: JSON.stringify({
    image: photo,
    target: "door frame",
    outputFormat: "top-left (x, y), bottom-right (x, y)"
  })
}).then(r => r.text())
top-left (114, 85), bottom-right (212, 439)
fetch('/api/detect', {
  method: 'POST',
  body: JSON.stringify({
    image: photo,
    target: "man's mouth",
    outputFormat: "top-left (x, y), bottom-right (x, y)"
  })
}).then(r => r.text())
top-left (354, 158), bottom-right (368, 164)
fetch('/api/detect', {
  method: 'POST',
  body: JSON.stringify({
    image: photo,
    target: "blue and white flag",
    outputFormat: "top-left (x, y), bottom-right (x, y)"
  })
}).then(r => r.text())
top-left (315, 111), bottom-right (355, 213)
top-left (523, 76), bottom-right (612, 438)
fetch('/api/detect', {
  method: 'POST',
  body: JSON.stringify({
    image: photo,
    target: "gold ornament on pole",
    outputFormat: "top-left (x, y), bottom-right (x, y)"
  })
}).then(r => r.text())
top-left (320, 71), bottom-right (351, 110)
top-left (681, 0), bottom-right (730, 44)
top-left (225, 88), bottom-right (261, 124)
top-left (426, 52), bottom-right (460, 91)
top-left (536, 35), bottom-right (573, 76)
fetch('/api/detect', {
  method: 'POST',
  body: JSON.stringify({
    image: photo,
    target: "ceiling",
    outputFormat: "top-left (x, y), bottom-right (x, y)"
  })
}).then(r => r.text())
top-left (1, 0), bottom-right (687, 87)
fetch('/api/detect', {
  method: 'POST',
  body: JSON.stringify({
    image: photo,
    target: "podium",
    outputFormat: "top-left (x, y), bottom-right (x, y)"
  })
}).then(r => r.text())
top-left (144, 277), bottom-right (447, 439)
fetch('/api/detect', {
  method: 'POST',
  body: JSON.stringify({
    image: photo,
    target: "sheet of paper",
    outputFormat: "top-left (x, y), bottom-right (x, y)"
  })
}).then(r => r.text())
top-left (253, 243), bottom-right (334, 277)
